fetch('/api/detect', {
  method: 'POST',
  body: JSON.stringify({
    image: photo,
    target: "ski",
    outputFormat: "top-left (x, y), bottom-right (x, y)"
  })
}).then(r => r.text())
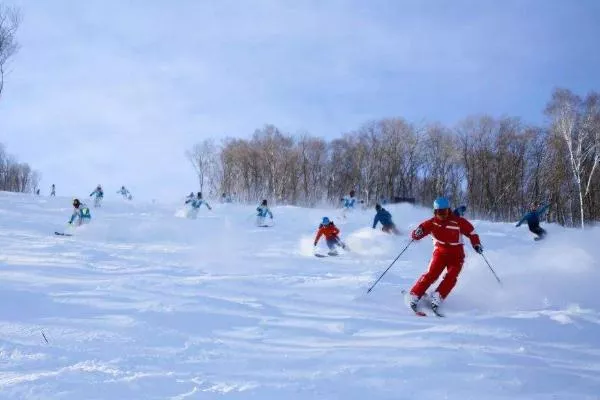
top-left (314, 253), bottom-right (339, 258)
top-left (402, 290), bottom-right (445, 317)
top-left (430, 306), bottom-right (445, 318)
top-left (54, 232), bottom-right (73, 236)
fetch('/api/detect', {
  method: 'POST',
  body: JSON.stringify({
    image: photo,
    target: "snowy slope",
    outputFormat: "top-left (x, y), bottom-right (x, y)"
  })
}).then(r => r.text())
top-left (0, 192), bottom-right (599, 400)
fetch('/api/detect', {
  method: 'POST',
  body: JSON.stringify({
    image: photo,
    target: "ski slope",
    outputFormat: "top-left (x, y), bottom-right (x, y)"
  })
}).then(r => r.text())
top-left (0, 192), bottom-right (599, 399)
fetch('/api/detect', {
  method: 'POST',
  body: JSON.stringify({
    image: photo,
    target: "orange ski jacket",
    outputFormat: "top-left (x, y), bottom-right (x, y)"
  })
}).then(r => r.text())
top-left (314, 223), bottom-right (340, 245)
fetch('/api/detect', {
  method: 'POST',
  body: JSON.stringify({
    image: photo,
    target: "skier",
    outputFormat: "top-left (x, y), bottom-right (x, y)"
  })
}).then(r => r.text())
top-left (50, 184), bottom-right (56, 196)
top-left (221, 193), bottom-right (233, 203)
top-left (256, 199), bottom-right (273, 226)
top-left (185, 192), bottom-right (212, 218)
top-left (372, 203), bottom-right (400, 235)
top-left (117, 186), bottom-right (132, 200)
top-left (516, 202), bottom-right (549, 240)
top-left (453, 205), bottom-right (467, 217)
top-left (408, 197), bottom-right (482, 315)
top-left (341, 190), bottom-right (357, 210)
top-left (89, 185), bottom-right (104, 208)
top-left (314, 217), bottom-right (347, 255)
top-left (68, 198), bottom-right (92, 226)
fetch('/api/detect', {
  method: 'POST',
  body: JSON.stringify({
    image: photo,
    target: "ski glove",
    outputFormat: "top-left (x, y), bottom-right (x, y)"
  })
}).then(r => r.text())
top-left (474, 244), bottom-right (483, 254)
top-left (412, 226), bottom-right (424, 239)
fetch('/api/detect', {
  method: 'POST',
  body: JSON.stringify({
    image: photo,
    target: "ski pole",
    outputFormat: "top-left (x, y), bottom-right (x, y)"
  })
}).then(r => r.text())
top-left (481, 253), bottom-right (502, 286)
top-left (367, 239), bottom-right (414, 294)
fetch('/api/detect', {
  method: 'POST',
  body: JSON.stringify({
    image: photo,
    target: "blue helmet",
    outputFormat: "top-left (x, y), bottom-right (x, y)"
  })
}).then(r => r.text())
top-left (433, 197), bottom-right (450, 210)
top-left (322, 217), bottom-right (330, 225)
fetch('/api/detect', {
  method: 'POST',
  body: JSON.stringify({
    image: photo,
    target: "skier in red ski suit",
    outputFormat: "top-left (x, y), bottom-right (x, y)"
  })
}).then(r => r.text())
top-left (408, 197), bottom-right (482, 313)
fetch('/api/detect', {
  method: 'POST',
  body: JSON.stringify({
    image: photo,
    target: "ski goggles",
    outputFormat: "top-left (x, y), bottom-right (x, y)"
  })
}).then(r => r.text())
top-left (434, 208), bottom-right (450, 216)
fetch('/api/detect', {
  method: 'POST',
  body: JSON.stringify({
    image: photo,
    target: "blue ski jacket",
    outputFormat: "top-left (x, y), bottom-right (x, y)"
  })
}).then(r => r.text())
top-left (341, 196), bottom-right (356, 209)
top-left (257, 205), bottom-right (273, 218)
top-left (90, 189), bottom-right (104, 198)
top-left (373, 208), bottom-right (393, 228)
top-left (516, 204), bottom-right (549, 228)
top-left (69, 204), bottom-right (91, 224)
top-left (453, 205), bottom-right (467, 217)
top-left (188, 199), bottom-right (211, 210)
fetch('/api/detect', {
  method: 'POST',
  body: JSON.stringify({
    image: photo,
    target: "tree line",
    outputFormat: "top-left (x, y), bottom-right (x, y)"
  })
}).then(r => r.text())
top-left (188, 88), bottom-right (600, 228)
top-left (0, 6), bottom-right (37, 194)
top-left (0, 143), bottom-right (39, 193)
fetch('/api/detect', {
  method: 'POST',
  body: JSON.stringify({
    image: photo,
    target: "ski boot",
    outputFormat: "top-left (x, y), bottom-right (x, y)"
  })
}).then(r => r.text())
top-left (430, 292), bottom-right (444, 317)
top-left (408, 293), bottom-right (420, 313)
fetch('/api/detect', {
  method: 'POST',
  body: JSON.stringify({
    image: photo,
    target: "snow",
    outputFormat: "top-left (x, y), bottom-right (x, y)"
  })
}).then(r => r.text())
top-left (0, 191), bottom-right (599, 399)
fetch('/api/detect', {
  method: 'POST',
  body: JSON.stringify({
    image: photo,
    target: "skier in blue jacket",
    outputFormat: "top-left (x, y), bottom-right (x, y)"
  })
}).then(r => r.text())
top-left (256, 199), bottom-right (273, 226)
top-left (516, 202), bottom-right (549, 240)
top-left (372, 203), bottom-right (400, 235)
top-left (68, 198), bottom-right (91, 226)
top-left (186, 192), bottom-right (212, 210)
top-left (89, 185), bottom-right (104, 207)
top-left (184, 192), bottom-right (212, 219)
top-left (341, 190), bottom-right (357, 210)
top-left (453, 205), bottom-right (467, 217)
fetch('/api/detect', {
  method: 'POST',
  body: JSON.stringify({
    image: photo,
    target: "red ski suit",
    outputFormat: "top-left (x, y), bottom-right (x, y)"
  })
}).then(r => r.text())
top-left (410, 214), bottom-right (481, 299)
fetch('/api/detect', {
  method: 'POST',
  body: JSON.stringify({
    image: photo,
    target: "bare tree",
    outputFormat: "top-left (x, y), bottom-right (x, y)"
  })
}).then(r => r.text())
top-left (420, 124), bottom-right (462, 207)
top-left (546, 88), bottom-right (600, 228)
top-left (186, 98), bottom-right (600, 226)
top-left (186, 139), bottom-right (219, 195)
top-left (0, 143), bottom-right (38, 193)
top-left (0, 4), bottom-right (20, 97)
top-left (297, 134), bottom-right (328, 206)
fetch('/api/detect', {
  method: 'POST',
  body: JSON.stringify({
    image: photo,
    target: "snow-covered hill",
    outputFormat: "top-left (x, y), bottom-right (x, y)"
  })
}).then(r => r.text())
top-left (0, 192), bottom-right (598, 399)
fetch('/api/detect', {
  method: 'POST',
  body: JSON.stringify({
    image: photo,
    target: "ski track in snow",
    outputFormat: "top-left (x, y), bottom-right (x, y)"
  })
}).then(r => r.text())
top-left (0, 192), bottom-right (599, 399)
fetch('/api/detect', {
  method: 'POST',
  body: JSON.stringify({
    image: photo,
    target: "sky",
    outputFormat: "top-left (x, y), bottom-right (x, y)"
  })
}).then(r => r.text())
top-left (0, 0), bottom-right (599, 200)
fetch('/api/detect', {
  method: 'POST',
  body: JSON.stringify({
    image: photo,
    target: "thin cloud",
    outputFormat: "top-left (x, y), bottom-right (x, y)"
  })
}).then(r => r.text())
top-left (1, 0), bottom-right (599, 200)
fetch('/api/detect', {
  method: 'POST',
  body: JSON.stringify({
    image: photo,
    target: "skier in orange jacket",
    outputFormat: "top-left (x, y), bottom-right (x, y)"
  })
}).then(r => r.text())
top-left (314, 217), bottom-right (347, 254)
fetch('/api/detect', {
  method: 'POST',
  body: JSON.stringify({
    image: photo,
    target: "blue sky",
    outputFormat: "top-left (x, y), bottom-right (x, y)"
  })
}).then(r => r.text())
top-left (0, 0), bottom-right (599, 201)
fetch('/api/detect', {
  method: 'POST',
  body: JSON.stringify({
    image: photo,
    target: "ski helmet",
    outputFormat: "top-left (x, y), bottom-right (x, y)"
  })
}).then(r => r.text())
top-left (350, 190), bottom-right (355, 197)
top-left (73, 198), bottom-right (80, 207)
top-left (433, 197), bottom-right (450, 210)
top-left (197, 192), bottom-right (202, 198)
top-left (375, 203), bottom-right (382, 211)
top-left (261, 199), bottom-right (267, 206)
top-left (322, 217), bottom-right (330, 225)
